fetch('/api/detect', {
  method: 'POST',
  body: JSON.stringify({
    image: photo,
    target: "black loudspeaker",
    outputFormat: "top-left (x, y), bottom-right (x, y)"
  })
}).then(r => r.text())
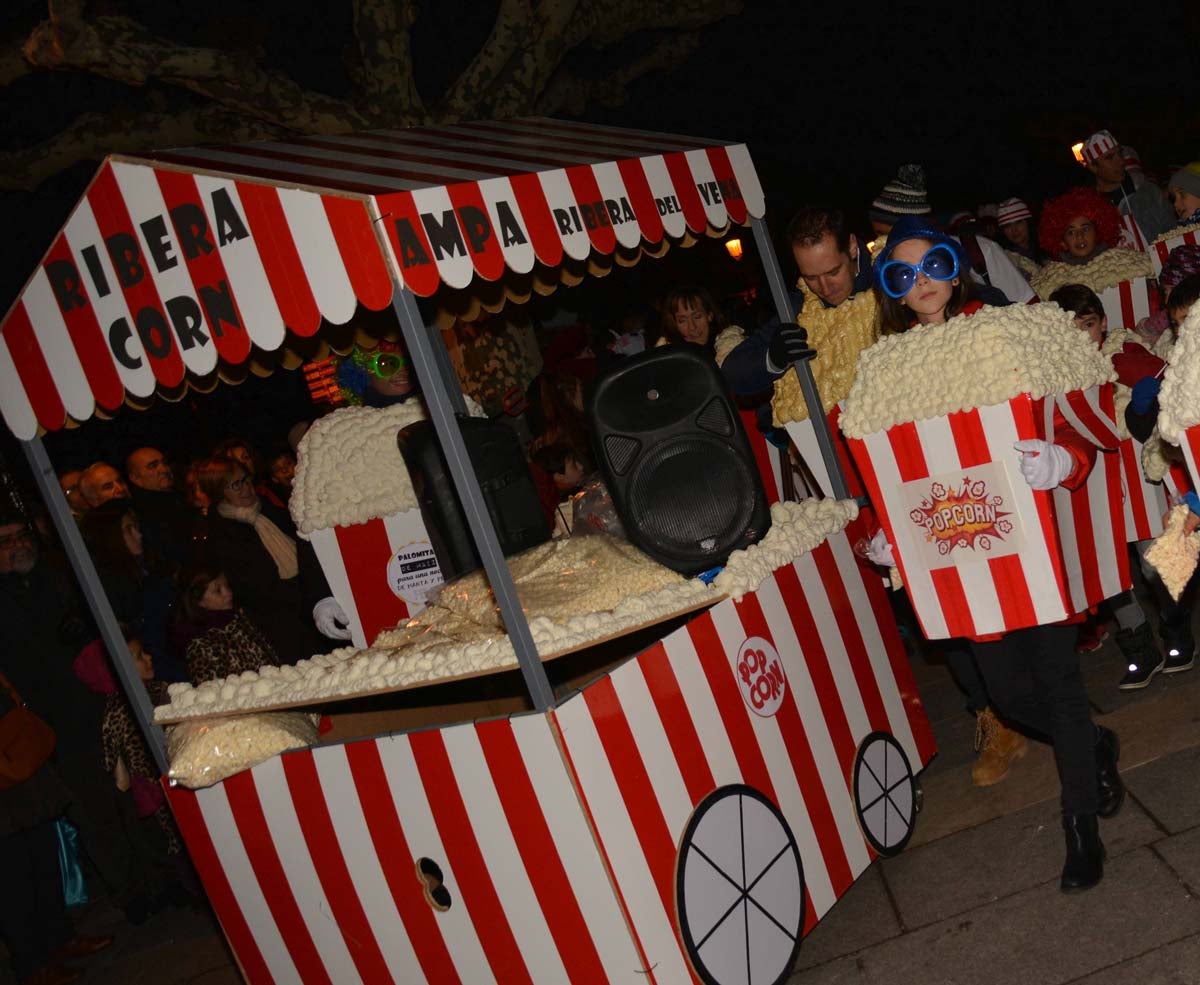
top-left (397, 417), bottom-right (550, 583)
top-left (589, 346), bottom-right (771, 575)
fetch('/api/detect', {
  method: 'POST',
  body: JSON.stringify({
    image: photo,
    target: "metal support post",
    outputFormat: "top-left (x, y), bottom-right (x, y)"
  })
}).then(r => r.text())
top-left (22, 437), bottom-right (170, 774)
top-left (391, 285), bottom-right (556, 711)
top-left (750, 216), bottom-right (850, 499)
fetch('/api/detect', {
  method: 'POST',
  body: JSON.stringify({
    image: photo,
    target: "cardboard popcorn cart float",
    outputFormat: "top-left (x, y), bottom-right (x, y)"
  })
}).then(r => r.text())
top-left (1, 118), bottom-right (935, 984)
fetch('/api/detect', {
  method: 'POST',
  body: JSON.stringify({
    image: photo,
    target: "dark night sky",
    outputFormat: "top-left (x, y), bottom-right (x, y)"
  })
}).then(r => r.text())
top-left (0, 0), bottom-right (1196, 471)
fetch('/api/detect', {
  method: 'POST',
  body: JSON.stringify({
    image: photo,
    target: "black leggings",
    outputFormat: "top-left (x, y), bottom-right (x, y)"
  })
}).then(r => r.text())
top-left (970, 623), bottom-right (1098, 815)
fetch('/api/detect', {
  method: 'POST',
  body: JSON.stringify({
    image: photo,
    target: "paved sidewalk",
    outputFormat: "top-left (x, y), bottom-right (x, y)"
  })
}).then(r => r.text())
top-left (792, 623), bottom-right (1200, 985)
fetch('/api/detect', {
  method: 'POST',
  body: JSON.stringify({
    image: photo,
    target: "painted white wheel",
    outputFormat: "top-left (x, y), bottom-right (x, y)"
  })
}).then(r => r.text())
top-left (675, 785), bottom-right (804, 985)
top-left (853, 732), bottom-right (917, 856)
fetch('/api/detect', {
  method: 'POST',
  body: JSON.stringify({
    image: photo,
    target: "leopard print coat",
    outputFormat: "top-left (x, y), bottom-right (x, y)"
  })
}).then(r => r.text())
top-left (185, 611), bottom-right (280, 686)
top-left (101, 680), bottom-right (181, 854)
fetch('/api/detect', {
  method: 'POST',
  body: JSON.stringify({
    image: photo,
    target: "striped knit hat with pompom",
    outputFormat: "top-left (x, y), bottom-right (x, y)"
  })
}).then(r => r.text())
top-left (870, 164), bottom-right (931, 228)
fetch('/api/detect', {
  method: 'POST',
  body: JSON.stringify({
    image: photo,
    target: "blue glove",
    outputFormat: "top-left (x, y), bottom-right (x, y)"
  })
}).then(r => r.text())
top-left (1130, 376), bottom-right (1162, 415)
top-left (1184, 492), bottom-right (1200, 517)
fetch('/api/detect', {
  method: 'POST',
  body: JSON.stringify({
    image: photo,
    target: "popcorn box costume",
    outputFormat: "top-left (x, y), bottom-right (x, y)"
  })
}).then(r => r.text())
top-left (1031, 249), bottom-right (1159, 331)
top-left (291, 403), bottom-right (447, 648)
top-left (1150, 226), bottom-right (1200, 279)
top-left (1159, 303), bottom-right (1200, 493)
top-left (841, 305), bottom-right (1130, 640)
top-left (0, 119), bottom-right (936, 984)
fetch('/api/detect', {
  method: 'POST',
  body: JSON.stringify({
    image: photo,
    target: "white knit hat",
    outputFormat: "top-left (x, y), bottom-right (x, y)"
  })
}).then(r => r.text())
top-left (1082, 130), bottom-right (1119, 164)
top-left (996, 198), bottom-right (1033, 226)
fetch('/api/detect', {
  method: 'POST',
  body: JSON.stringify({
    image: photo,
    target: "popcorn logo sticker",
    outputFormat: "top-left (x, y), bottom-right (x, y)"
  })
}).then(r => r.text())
top-left (900, 462), bottom-right (1025, 567)
top-left (735, 636), bottom-right (786, 717)
top-left (386, 541), bottom-right (443, 606)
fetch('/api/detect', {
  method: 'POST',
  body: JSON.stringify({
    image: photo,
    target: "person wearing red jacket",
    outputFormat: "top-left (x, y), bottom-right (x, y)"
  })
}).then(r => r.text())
top-left (1051, 283), bottom-right (1197, 689)
top-left (865, 231), bottom-right (1122, 892)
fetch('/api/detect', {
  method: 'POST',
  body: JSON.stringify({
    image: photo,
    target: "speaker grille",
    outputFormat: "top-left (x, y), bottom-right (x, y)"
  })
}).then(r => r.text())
top-left (604, 434), bottom-right (642, 475)
top-left (695, 396), bottom-right (733, 436)
top-left (628, 437), bottom-right (754, 560)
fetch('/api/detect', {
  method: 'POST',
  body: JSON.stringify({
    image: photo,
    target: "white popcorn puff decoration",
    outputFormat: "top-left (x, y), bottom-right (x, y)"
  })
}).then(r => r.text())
top-left (1145, 505), bottom-right (1200, 601)
top-left (1157, 302), bottom-right (1200, 442)
top-left (290, 397), bottom-right (484, 535)
top-left (1030, 248), bottom-right (1153, 300)
top-left (1154, 221), bottom-right (1200, 244)
top-left (153, 501), bottom-right (860, 722)
top-left (840, 303), bottom-right (1115, 439)
top-left (167, 712), bottom-right (319, 788)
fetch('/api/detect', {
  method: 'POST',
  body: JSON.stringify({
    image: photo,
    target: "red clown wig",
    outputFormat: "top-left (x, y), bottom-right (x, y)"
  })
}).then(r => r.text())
top-left (1037, 187), bottom-right (1122, 258)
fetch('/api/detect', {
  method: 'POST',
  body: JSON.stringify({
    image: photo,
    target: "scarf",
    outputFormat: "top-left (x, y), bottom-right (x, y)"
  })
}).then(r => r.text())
top-left (770, 280), bottom-right (881, 426)
top-left (217, 501), bottom-right (298, 580)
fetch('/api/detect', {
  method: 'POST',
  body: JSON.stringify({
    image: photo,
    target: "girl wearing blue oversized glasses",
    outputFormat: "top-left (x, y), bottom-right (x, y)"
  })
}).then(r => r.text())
top-left (873, 219), bottom-right (979, 335)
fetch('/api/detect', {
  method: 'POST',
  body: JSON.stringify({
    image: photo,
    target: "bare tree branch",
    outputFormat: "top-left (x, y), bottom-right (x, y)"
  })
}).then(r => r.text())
top-left (352, 0), bottom-right (425, 119)
top-left (0, 38), bottom-right (33, 87)
top-left (24, 8), bottom-right (377, 132)
top-left (5, 0), bottom-right (744, 189)
top-left (536, 31), bottom-right (703, 116)
top-left (435, 0), bottom-right (533, 120)
top-left (561, 0), bottom-right (741, 47)
top-left (0, 103), bottom-right (286, 192)
top-left (488, 0), bottom-right (739, 118)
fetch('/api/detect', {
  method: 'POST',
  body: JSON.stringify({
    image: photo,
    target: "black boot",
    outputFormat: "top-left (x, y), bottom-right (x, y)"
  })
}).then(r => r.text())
top-left (1061, 813), bottom-right (1104, 892)
top-left (1115, 622), bottom-right (1164, 690)
top-left (1095, 725), bottom-right (1124, 819)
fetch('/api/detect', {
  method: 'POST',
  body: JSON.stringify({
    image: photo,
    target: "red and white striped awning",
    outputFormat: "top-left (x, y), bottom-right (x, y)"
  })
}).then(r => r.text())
top-left (0, 117), bottom-right (766, 440)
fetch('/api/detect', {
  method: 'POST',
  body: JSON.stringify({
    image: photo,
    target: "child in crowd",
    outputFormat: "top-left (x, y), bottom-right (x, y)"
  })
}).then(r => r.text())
top-left (73, 627), bottom-right (198, 912)
top-left (873, 216), bottom-right (983, 335)
top-left (1048, 284), bottom-right (1194, 687)
top-left (170, 561), bottom-right (280, 686)
top-left (867, 227), bottom-right (1123, 889)
top-left (1166, 163), bottom-right (1200, 229)
top-left (1038, 188), bottom-right (1122, 265)
top-left (258, 448), bottom-right (297, 511)
top-left (872, 218), bottom-right (1028, 787)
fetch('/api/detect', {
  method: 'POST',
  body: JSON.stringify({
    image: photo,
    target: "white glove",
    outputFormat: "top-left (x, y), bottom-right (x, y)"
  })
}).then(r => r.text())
top-left (313, 596), bottom-right (352, 640)
top-left (865, 529), bottom-right (895, 567)
top-left (1014, 439), bottom-right (1074, 490)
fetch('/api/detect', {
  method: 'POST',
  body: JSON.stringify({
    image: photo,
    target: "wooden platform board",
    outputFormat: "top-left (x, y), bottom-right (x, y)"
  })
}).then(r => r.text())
top-left (155, 594), bottom-right (723, 725)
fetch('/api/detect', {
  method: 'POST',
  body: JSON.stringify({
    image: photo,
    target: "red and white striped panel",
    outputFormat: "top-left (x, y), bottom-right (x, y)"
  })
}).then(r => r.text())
top-left (0, 160), bottom-right (392, 440)
top-left (308, 510), bottom-right (442, 648)
top-left (1150, 231), bottom-right (1199, 278)
top-left (846, 390), bottom-right (1129, 640)
top-left (1177, 426), bottom-right (1200, 499)
top-left (553, 535), bottom-right (935, 979)
top-left (1050, 445), bottom-right (1130, 611)
top-left (1119, 436), bottom-right (1169, 542)
top-left (1039, 386), bottom-right (1130, 609)
top-left (166, 712), bottom-right (643, 985)
top-left (1118, 214), bottom-right (1149, 253)
top-left (738, 408), bottom-right (783, 505)
top-left (786, 405), bottom-right (867, 501)
top-left (1098, 277), bottom-right (1159, 331)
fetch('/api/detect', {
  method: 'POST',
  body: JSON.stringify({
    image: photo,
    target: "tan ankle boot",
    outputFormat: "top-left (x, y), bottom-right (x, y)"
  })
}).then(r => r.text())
top-left (972, 706), bottom-right (1028, 787)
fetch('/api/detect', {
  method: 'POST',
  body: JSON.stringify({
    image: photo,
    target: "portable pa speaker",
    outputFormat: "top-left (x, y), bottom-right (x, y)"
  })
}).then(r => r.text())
top-left (588, 346), bottom-right (771, 575)
top-left (397, 417), bottom-right (550, 583)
